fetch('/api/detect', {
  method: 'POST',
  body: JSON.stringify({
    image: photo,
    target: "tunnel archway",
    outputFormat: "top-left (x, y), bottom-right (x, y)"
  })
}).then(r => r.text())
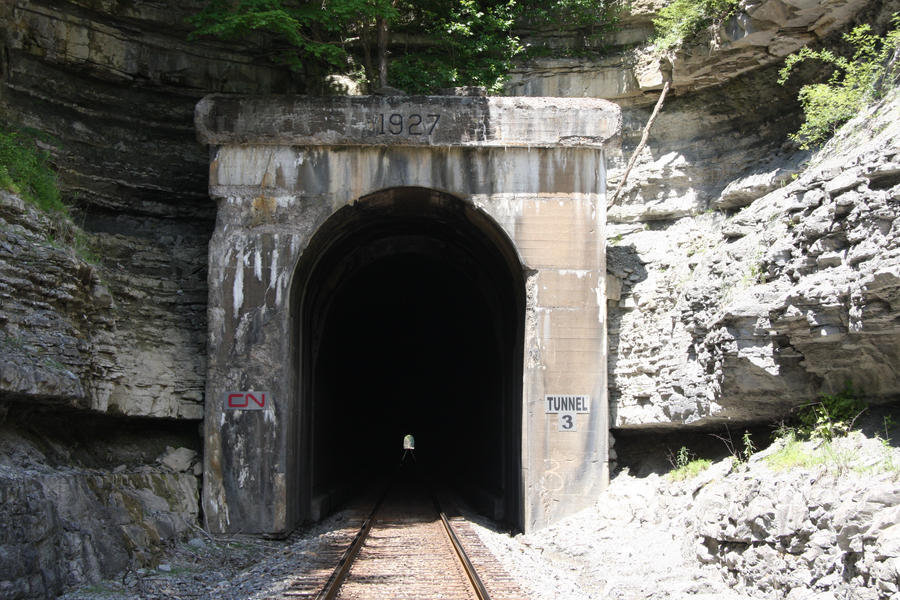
top-left (292, 187), bottom-right (525, 528)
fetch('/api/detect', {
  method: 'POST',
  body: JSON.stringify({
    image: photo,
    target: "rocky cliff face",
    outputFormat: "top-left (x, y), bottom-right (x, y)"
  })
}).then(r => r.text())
top-left (1, 2), bottom-right (299, 596)
top-left (607, 76), bottom-right (900, 432)
top-left (1, 190), bottom-right (208, 418)
top-left (2, 0), bottom-right (900, 596)
top-left (0, 408), bottom-right (200, 599)
top-left (1, 0), bottom-right (302, 419)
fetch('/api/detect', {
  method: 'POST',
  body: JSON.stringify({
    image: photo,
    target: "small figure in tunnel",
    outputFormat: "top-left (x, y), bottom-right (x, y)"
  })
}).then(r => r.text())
top-left (401, 433), bottom-right (416, 463)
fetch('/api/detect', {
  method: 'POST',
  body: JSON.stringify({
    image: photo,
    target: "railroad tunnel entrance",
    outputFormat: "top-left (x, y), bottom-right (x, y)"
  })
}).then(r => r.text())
top-left (198, 94), bottom-right (619, 535)
top-left (294, 187), bottom-right (525, 527)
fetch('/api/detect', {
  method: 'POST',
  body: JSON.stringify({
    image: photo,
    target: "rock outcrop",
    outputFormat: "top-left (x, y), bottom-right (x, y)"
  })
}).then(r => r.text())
top-left (485, 428), bottom-right (900, 600)
top-left (0, 191), bottom-right (207, 418)
top-left (1, 2), bottom-right (298, 595)
top-left (507, 0), bottom-right (900, 431)
top-left (0, 411), bottom-right (200, 599)
top-left (609, 85), bottom-right (900, 429)
top-left (692, 433), bottom-right (900, 599)
top-left (1, 0), bottom-right (301, 418)
top-left (507, 0), bottom-right (897, 102)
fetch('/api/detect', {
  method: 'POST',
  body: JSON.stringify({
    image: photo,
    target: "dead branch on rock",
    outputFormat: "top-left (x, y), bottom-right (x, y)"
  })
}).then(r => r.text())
top-left (608, 65), bottom-right (673, 209)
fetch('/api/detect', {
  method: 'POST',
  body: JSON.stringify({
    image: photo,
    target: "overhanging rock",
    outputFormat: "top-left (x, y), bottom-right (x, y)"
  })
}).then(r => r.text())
top-left (196, 94), bottom-right (621, 534)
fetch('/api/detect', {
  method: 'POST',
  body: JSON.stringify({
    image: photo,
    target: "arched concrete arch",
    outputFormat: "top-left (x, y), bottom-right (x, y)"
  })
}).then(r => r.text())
top-left (197, 94), bottom-right (620, 535)
top-left (291, 186), bottom-right (526, 527)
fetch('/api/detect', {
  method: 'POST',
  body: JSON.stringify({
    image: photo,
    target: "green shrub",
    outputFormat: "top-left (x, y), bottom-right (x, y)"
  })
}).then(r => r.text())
top-left (779, 14), bottom-right (900, 149)
top-left (652, 0), bottom-right (738, 51)
top-left (798, 384), bottom-right (866, 441)
top-left (0, 127), bottom-right (65, 215)
top-left (0, 127), bottom-right (100, 264)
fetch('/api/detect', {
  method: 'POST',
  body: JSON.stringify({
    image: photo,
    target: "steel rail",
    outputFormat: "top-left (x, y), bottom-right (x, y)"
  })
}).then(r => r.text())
top-left (316, 485), bottom-right (388, 600)
top-left (433, 492), bottom-right (492, 600)
top-left (316, 477), bottom-right (492, 600)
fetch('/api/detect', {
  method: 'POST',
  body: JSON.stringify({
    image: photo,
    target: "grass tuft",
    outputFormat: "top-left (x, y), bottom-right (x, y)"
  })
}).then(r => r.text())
top-left (668, 457), bottom-right (713, 481)
top-left (0, 127), bottom-right (65, 215)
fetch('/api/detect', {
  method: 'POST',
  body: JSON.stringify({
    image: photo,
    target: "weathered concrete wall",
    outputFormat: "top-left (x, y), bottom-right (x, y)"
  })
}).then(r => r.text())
top-left (198, 95), bottom-right (620, 533)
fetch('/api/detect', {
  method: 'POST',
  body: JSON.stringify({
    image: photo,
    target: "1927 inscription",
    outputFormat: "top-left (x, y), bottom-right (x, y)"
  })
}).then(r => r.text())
top-left (372, 113), bottom-right (441, 136)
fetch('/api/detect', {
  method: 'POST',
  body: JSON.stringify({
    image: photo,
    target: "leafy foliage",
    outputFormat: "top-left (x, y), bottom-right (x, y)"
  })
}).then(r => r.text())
top-left (388, 0), bottom-right (521, 94)
top-left (651, 0), bottom-right (738, 52)
top-left (779, 14), bottom-right (900, 149)
top-left (797, 384), bottom-right (866, 441)
top-left (190, 0), bottom-right (621, 93)
top-left (0, 127), bottom-right (64, 215)
top-left (189, 0), bottom-right (387, 74)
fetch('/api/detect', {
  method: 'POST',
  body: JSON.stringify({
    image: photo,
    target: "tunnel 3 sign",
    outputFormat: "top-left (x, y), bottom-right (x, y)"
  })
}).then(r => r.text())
top-left (545, 395), bottom-right (590, 432)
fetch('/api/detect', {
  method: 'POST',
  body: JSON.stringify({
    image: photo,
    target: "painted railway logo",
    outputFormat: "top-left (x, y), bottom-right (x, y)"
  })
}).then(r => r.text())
top-left (224, 391), bottom-right (270, 410)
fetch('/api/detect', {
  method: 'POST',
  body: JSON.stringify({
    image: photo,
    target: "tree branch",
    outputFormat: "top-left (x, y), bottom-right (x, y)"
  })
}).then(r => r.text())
top-left (608, 68), bottom-right (673, 210)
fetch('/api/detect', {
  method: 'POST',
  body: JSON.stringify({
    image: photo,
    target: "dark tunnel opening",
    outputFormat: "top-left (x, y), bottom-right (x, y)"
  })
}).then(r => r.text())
top-left (294, 188), bottom-right (525, 529)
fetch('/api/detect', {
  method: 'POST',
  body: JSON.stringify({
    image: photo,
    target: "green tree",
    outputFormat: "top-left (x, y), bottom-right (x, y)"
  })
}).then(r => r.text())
top-left (190, 0), bottom-right (619, 94)
top-left (388, 0), bottom-right (521, 93)
top-left (651, 0), bottom-right (738, 51)
top-left (778, 14), bottom-right (900, 148)
top-left (189, 0), bottom-right (394, 86)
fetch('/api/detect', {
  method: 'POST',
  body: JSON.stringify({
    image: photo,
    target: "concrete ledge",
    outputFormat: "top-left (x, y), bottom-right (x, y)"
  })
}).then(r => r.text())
top-left (195, 94), bottom-right (621, 149)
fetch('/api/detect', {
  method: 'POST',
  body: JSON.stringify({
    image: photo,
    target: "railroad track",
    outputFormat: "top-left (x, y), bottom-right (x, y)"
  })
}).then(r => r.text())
top-left (283, 472), bottom-right (525, 600)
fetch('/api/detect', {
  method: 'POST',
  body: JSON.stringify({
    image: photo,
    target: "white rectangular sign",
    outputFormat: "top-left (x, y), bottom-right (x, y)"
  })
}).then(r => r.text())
top-left (545, 395), bottom-right (590, 414)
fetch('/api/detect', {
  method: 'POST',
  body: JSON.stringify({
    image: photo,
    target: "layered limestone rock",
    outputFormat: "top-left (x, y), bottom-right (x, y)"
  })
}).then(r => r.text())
top-left (0, 1), bottom-right (301, 418)
top-left (1, 0), bottom-right (302, 217)
top-left (506, 0), bottom-right (900, 431)
top-left (609, 87), bottom-right (900, 428)
top-left (0, 191), bottom-right (206, 418)
top-left (0, 3), bottom-right (297, 595)
top-left (507, 0), bottom-right (897, 102)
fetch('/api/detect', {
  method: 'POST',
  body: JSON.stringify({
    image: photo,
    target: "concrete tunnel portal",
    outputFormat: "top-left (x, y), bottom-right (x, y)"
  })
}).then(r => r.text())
top-left (198, 94), bottom-right (619, 535)
top-left (294, 187), bottom-right (526, 527)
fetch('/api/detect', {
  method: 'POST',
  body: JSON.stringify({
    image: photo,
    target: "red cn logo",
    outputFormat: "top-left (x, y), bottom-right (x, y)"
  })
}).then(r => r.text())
top-left (224, 391), bottom-right (270, 410)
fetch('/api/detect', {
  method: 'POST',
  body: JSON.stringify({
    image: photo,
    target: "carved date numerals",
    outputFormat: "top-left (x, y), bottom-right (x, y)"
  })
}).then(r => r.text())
top-left (373, 113), bottom-right (440, 136)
